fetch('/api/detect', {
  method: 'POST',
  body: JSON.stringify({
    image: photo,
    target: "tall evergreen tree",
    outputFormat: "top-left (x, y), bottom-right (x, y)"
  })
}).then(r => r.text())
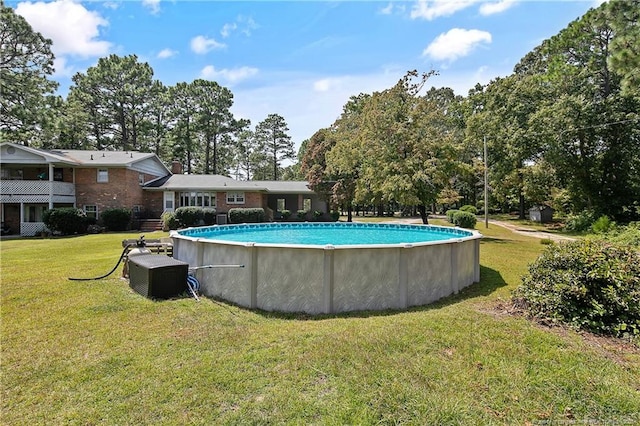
top-left (254, 113), bottom-right (295, 180)
top-left (0, 2), bottom-right (57, 145)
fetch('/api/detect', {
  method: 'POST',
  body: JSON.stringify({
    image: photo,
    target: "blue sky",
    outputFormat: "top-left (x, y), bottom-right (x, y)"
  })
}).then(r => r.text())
top-left (11, 0), bottom-right (603, 150)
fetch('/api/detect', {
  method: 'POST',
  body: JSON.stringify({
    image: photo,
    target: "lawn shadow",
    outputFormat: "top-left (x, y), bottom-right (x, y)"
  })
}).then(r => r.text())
top-left (244, 264), bottom-right (509, 321)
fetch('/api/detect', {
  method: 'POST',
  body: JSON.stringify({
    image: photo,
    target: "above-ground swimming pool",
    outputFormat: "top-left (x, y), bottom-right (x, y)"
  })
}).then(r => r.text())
top-left (171, 222), bottom-right (482, 314)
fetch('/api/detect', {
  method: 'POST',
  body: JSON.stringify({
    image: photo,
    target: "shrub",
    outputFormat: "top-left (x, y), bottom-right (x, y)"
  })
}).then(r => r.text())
top-left (161, 211), bottom-right (178, 230)
top-left (281, 210), bottom-right (292, 220)
top-left (329, 211), bottom-right (340, 221)
top-left (591, 222), bottom-right (640, 248)
top-left (513, 240), bottom-right (640, 340)
top-left (591, 215), bottom-right (614, 234)
top-left (460, 205), bottom-right (478, 215)
top-left (446, 209), bottom-right (459, 224)
top-left (564, 210), bottom-right (596, 232)
top-left (203, 208), bottom-right (216, 226)
top-left (175, 207), bottom-right (204, 228)
top-left (100, 207), bottom-right (131, 231)
top-left (452, 211), bottom-right (477, 229)
top-left (297, 210), bottom-right (308, 220)
top-left (43, 207), bottom-right (87, 235)
top-left (228, 208), bottom-right (265, 224)
top-left (313, 210), bottom-right (323, 221)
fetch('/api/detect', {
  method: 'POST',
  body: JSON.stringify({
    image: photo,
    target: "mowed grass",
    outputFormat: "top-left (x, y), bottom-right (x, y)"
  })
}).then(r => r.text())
top-left (1, 225), bottom-right (639, 425)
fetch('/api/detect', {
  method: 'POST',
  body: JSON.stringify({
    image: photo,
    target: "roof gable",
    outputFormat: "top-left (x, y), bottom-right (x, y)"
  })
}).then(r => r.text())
top-left (0, 143), bottom-right (170, 177)
top-left (0, 143), bottom-right (74, 165)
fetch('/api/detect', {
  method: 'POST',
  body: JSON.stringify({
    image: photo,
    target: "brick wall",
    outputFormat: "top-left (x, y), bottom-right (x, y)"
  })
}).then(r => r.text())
top-left (75, 167), bottom-right (148, 216)
top-left (143, 191), bottom-right (164, 218)
top-left (215, 191), bottom-right (266, 213)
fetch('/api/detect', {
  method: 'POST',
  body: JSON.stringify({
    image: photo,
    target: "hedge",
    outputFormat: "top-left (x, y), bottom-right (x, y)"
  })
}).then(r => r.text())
top-left (175, 207), bottom-right (205, 227)
top-left (513, 239), bottom-right (640, 340)
top-left (43, 207), bottom-right (87, 235)
top-left (100, 207), bottom-right (131, 231)
top-left (228, 208), bottom-right (265, 224)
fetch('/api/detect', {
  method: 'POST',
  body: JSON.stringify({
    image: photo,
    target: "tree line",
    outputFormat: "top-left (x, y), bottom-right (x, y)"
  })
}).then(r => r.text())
top-left (301, 0), bottom-right (639, 223)
top-left (0, 3), bottom-right (295, 180)
top-left (2, 1), bottom-right (638, 221)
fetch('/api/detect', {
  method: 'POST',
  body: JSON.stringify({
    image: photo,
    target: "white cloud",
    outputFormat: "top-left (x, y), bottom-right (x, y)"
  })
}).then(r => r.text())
top-left (379, 3), bottom-right (394, 15)
top-left (423, 28), bottom-right (492, 62)
top-left (220, 16), bottom-right (258, 38)
top-left (190, 35), bottom-right (226, 54)
top-left (15, 0), bottom-right (111, 57)
top-left (411, 0), bottom-right (478, 20)
top-left (221, 22), bottom-right (237, 38)
top-left (479, 0), bottom-right (517, 16)
top-left (157, 48), bottom-right (177, 59)
top-left (142, 0), bottom-right (161, 15)
top-left (200, 65), bottom-right (259, 84)
top-left (52, 56), bottom-right (74, 77)
top-left (103, 2), bottom-right (120, 10)
top-left (313, 78), bottom-right (334, 92)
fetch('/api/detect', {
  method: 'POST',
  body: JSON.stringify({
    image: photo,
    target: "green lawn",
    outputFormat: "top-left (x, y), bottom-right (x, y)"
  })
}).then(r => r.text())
top-left (1, 225), bottom-right (638, 425)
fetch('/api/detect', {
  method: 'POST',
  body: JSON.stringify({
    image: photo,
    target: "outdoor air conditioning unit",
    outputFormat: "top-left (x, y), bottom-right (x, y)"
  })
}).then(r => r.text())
top-left (128, 254), bottom-right (188, 299)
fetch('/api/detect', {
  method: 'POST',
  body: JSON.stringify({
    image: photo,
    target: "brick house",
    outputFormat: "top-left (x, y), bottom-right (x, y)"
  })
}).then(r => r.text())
top-left (144, 162), bottom-right (326, 223)
top-left (1, 143), bottom-right (326, 236)
top-left (0, 143), bottom-right (170, 236)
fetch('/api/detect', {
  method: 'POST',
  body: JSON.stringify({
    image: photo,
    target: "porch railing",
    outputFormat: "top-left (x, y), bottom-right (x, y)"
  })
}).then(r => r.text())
top-left (0, 180), bottom-right (75, 203)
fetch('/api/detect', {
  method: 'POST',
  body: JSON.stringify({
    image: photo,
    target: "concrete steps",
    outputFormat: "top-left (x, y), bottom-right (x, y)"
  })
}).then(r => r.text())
top-left (138, 219), bottom-right (163, 232)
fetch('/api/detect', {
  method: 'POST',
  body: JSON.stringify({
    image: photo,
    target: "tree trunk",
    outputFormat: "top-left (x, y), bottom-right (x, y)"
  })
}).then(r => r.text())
top-left (418, 205), bottom-right (429, 224)
top-left (519, 190), bottom-right (526, 220)
top-left (347, 205), bottom-right (353, 222)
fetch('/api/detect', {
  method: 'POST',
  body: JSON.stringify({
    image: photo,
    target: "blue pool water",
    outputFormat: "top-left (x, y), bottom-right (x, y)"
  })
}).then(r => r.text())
top-left (178, 222), bottom-right (472, 246)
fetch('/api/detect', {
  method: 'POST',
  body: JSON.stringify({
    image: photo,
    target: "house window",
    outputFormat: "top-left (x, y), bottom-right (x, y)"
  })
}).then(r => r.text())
top-left (97, 169), bottom-right (108, 183)
top-left (303, 198), bottom-right (312, 211)
top-left (226, 192), bottom-right (245, 205)
top-left (53, 168), bottom-right (63, 182)
top-left (84, 205), bottom-right (98, 220)
top-left (1, 168), bottom-right (23, 180)
top-left (138, 173), bottom-right (145, 185)
top-left (179, 192), bottom-right (216, 208)
top-left (25, 205), bottom-right (46, 222)
top-left (277, 198), bottom-right (286, 211)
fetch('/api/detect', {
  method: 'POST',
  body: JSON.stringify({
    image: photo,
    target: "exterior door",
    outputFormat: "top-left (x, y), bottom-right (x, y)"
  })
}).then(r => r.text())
top-left (163, 191), bottom-right (175, 212)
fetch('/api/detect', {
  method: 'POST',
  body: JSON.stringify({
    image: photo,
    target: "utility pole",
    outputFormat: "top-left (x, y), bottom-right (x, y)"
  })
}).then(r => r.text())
top-left (484, 135), bottom-right (489, 229)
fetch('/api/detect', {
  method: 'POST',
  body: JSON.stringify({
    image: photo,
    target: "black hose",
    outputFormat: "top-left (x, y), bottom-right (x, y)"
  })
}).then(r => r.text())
top-left (68, 244), bottom-right (133, 281)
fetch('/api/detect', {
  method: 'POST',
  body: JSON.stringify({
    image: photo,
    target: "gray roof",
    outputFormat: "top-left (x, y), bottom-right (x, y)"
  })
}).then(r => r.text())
top-left (0, 143), bottom-right (170, 176)
top-left (52, 149), bottom-right (157, 166)
top-left (145, 174), bottom-right (313, 193)
top-left (251, 180), bottom-right (313, 194)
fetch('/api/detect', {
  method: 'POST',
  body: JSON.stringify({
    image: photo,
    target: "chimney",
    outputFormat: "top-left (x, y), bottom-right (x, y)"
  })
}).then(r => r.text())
top-left (171, 160), bottom-right (183, 174)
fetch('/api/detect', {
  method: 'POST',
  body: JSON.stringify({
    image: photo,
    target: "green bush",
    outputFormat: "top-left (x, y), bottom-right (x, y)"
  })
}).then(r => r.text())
top-left (591, 215), bottom-right (614, 234)
top-left (43, 207), bottom-right (87, 235)
top-left (513, 240), bottom-right (640, 340)
top-left (446, 209), bottom-right (459, 224)
top-left (203, 208), bottom-right (216, 226)
top-left (228, 208), bottom-right (265, 224)
top-left (297, 210), bottom-right (308, 220)
top-left (281, 210), bottom-right (292, 220)
top-left (564, 210), bottom-right (596, 232)
top-left (161, 211), bottom-right (178, 230)
top-left (100, 207), bottom-right (131, 231)
top-left (313, 210), bottom-right (323, 221)
top-left (459, 205), bottom-right (478, 215)
top-left (452, 211), bottom-right (477, 229)
top-left (592, 222), bottom-right (640, 248)
top-left (175, 207), bottom-right (204, 228)
top-left (329, 211), bottom-right (340, 221)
